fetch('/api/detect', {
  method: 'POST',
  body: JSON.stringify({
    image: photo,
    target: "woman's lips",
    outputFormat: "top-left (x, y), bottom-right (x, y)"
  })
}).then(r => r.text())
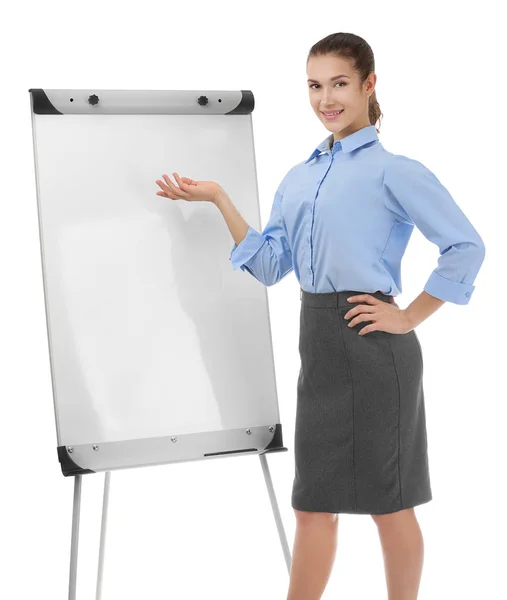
top-left (321, 110), bottom-right (344, 120)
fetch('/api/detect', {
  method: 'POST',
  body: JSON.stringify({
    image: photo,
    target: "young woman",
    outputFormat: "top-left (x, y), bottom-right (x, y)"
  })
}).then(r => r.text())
top-left (156, 32), bottom-right (486, 600)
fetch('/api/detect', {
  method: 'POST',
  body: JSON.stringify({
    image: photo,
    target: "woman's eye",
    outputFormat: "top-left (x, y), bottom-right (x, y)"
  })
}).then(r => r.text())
top-left (309, 82), bottom-right (345, 89)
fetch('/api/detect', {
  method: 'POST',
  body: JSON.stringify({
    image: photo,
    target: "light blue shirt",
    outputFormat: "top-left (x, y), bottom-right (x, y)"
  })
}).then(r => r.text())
top-left (229, 125), bottom-right (485, 305)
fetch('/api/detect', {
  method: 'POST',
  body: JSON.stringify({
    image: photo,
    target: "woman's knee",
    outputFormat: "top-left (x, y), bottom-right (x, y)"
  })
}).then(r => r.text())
top-left (370, 507), bottom-right (415, 526)
top-left (293, 508), bottom-right (338, 524)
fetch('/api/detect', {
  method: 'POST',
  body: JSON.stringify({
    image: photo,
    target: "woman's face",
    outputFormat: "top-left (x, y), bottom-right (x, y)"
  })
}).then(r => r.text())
top-left (307, 53), bottom-right (376, 140)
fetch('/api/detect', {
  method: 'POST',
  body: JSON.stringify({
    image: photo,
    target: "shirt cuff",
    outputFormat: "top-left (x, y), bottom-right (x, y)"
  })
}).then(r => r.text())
top-left (229, 226), bottom-right (265, 271)
top-left (423, 270), bottom-right (475, 305)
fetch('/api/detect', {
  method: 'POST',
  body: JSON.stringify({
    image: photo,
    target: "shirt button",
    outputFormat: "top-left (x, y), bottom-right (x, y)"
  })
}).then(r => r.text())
top-left (465, 292), bottom-right (471, 297)
top-left (308, 268), bottom-right (312, 274)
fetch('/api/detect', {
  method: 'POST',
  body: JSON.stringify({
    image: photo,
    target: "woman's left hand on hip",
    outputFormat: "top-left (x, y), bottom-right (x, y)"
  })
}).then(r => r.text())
top-left (343, 294), bottom-right (412, 335)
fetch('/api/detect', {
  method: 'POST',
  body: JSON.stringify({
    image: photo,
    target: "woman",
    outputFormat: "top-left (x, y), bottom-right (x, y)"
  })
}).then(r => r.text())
top-left (155, 32), bottom-right (485, 600)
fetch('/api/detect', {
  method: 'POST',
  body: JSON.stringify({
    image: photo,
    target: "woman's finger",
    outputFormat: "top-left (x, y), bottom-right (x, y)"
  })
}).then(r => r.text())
top-left (172, 172), bottom-right (189, 191)
top-left (155, 179), bottom-right (170, 192)
top-left (162, 173), bottom-right (188, 197)
top-left (155, 180), bottom-right (174, 197)
top-left (348, 311), bottom-right (375, 327)
top-left (359, 324), bottom-right (377, 336)
top-left (159, 177), bottom-right (182, 199)
top-left (348, 293), bottom-right (379, 305)
top-left (160, 175), bottom-right (178, 193)
top-left (345, 305), bottom-right (375, 322)
top-left (155, 181), bottom-right (175, 199)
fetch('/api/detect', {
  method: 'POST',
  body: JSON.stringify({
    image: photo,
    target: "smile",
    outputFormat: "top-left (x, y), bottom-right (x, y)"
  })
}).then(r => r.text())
top-left (321, 110), bottom-right (344, 120)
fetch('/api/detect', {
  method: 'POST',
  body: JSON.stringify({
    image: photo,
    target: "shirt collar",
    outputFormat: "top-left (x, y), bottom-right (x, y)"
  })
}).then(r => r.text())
top-left (304, 124), bottom-right (379, 164)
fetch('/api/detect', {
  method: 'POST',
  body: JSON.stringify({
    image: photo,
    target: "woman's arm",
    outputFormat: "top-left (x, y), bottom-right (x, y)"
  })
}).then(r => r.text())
top-left (214, 181), bottom-right (294, 286)
top-left (383, 154), bottom-right (486, 306)
top-left (213, 188), bottom-right (250, 247)
top-left (404, 291), bottom-right (446, 329)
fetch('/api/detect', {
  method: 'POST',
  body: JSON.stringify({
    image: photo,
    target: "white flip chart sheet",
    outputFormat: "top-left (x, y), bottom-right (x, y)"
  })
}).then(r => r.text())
top-left (29, 89), bottom-right (287, 476)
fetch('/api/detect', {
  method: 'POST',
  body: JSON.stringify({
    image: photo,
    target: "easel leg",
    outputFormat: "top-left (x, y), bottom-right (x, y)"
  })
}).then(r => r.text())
top-left (69, 474), bottom-right (82, 600)
top-left (70, 462), bottom-right (289, 597)
top-left (258, 453), bottom-right (292, 573)
top-left (96, 471), bottom-right (111, 600)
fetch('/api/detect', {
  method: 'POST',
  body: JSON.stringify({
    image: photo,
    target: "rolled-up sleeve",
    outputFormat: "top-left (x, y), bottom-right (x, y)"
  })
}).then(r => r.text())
top-left (383, 154), bottom-right (486, 305)
top-left (229, 178), bottom-right (293, 286)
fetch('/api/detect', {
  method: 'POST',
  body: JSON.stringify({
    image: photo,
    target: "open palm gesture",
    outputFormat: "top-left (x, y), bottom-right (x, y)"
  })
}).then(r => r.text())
top-left (155, 172), bottom-right (220, 203)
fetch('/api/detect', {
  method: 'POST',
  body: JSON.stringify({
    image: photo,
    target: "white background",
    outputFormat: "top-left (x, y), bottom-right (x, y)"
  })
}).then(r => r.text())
top-left (2, 1), bottom-right (505, 599)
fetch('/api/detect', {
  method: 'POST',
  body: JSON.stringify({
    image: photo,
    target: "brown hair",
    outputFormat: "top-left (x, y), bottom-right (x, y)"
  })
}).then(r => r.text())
top-left (307, 32), bottom-right (383, 133)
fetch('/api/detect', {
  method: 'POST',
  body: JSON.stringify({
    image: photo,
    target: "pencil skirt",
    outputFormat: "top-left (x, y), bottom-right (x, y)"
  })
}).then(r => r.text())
top-left (291, 289), bottom-right (432, 515)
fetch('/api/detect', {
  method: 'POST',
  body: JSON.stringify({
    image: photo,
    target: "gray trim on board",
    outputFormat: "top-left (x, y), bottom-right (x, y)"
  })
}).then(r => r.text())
top-left (28, 89), bottom-right (254, 115)
top-left (57, 423), bottom-right (286, 477)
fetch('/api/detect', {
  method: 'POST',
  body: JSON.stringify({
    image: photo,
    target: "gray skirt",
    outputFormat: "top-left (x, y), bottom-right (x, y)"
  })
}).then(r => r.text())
top-left (291, 289), bottom-right (432, 515)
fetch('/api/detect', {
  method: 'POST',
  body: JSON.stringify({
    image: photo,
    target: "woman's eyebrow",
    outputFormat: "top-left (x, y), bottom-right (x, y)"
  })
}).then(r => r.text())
top-left (307, 74), bottom-right (351, 83)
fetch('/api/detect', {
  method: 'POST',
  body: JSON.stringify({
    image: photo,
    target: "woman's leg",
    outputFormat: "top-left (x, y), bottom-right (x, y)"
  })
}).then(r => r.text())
top-left (371, 507), bottom-right (424, 600)
top-left (286, 509), bottom-right (339, 600)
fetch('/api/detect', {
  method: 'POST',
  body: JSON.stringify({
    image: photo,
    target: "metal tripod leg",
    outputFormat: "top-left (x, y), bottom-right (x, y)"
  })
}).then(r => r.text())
top-left (96, 471), bottom-right (111, 600)
top-left (69, 474), bottom-right (82, 600)
top-left (69, 459), bottom-right (290, 599)
top-left (68, 471), bottom-right (111, 600)
top-left (259, 453), bottom-right (292, 572)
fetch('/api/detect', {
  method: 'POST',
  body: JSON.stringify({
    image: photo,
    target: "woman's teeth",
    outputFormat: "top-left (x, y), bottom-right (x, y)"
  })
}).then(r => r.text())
top-left (322, 110), bottom-right (344, 120)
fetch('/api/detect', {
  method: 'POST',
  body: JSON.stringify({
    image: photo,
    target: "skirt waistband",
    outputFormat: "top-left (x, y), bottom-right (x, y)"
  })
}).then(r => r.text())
top-left (300, 288), bottom-right (393, 308)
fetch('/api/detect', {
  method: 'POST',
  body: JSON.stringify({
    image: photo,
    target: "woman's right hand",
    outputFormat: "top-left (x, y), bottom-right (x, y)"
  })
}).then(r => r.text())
top-left (155, 172), bottom-right (221, 204)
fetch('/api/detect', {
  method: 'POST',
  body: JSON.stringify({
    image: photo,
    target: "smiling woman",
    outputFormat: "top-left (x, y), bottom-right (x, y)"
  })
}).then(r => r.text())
top-left (225, 30), bottom-right (486, 600)
top-left (306, 43), bottom-right (383, 139)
